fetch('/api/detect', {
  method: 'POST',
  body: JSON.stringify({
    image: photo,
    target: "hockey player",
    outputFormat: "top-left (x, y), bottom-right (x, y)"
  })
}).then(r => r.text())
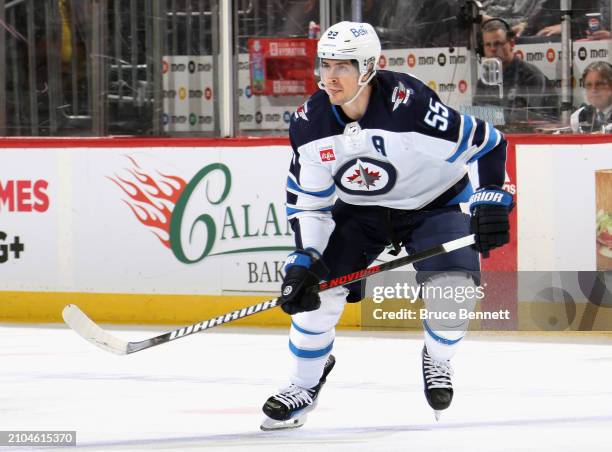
top-left (260, 21), bottom-right (512, 430)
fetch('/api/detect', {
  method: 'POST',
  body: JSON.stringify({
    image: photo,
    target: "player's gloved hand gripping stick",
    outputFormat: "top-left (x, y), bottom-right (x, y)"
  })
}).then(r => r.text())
top-left (469, 187), bottom-right (514, 258)
top-left (279, 248), bottom-right (329, 315)
top-left (63, 234), bottom-right (475, 355)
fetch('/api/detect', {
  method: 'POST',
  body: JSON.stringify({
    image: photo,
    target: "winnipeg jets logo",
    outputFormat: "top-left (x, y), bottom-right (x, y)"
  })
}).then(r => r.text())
top-left (334, 157), bottom-right (397, 196)
top-left (346, 160), bottom-right (381, 189)
top-left (294, 101), bottom-right (309, 121)
top-left (391, 82), bottom-right (412, 111)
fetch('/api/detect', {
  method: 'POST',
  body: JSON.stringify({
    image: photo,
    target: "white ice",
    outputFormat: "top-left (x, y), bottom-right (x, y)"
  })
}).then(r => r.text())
top-left (1, 323), bottom-right (612, 452)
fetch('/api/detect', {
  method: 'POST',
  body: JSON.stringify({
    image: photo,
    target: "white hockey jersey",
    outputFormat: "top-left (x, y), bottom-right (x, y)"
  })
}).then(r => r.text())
top-left (286, 70), bottom-right (506, 253)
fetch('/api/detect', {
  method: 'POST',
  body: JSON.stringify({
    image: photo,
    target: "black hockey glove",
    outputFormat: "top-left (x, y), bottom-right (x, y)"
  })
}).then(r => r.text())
top-left (469, 187), bottom-right (514, 258)
top-left (280, 248), bottom-right (329, 315)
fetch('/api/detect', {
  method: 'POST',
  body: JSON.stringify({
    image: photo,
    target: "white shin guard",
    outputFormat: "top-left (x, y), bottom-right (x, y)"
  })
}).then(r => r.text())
top-left (288, 287), bottom-right (347, 389)
top-left (421, 272), bottom-right (477, 362)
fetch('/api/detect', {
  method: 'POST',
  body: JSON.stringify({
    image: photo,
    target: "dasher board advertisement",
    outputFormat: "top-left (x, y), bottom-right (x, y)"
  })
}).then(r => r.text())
top-left (1, 145), bottom-right (293, 294)
top-left (517, 141), bottom-right (612, 271)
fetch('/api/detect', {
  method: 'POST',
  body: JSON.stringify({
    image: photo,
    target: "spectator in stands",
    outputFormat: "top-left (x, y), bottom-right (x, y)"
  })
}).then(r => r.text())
top-left (280, 0), bottom-right (377, 38)
top-left (370, 0), bottom-right (468, 48)
top-left (480, 0), bottom-right (549, 38)
top-left (472, 18), bottom-right (558, 127)
top-left (529, 0), bottom-right (611, 39)
top-left (571, 62), bottom-right (612, 133)
top-left (280, 0), bottom-right (319, 37)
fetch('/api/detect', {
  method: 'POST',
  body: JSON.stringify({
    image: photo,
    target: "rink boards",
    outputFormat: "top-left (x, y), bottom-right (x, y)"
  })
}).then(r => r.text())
top-left (0, 135), bottom-right (611, 331)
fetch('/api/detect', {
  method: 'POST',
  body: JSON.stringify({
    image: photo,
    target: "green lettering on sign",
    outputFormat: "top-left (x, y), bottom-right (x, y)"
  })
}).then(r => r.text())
top-left (169, 163), bottom-right (231, 263)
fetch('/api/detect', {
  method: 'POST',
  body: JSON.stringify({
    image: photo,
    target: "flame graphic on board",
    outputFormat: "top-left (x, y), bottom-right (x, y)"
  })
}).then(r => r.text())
top-left (108, 156), bottom-right (187, 248)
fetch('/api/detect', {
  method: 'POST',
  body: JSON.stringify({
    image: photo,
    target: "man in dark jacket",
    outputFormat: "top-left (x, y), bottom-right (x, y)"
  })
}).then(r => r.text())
top-left (473, 18), bottom-right (558, 127)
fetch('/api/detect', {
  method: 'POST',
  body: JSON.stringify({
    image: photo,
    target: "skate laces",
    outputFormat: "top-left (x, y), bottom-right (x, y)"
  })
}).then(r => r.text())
top-left (423, 353), bottom-right (454, 389)
top-left (274, 384), bottom-right (315, 409)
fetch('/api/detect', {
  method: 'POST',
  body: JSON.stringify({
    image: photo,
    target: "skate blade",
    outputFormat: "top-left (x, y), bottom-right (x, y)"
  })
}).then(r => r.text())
top-left (434, 410), bottom-right (442, 421)
top-left (260, 414), bottom-right (307, 431)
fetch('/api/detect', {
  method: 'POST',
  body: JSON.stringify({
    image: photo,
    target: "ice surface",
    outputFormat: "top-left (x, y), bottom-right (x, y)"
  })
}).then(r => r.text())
top-left (1, 324), bottom-right (611, 451)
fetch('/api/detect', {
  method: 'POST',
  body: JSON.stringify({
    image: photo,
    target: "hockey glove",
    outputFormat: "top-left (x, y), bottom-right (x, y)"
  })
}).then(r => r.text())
top-left (469, 187), bottom-right (514, 258)
top-left (280, 248), bottom-right (329, 315)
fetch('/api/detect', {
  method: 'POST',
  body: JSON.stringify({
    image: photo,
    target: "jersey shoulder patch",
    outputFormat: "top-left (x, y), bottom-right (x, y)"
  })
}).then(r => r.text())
top-left (376, 71), bottom-right (431, 113)
top-left (390, 81), bottom-right (413, 111)
top-left (291, 90), bottom-right (328, 124)
top-left (376, 70), bottom-right (460, 142)
top-left (294, 101), bottom-right (310, 121)
top-left (289, 90), bottom-right (335, 149)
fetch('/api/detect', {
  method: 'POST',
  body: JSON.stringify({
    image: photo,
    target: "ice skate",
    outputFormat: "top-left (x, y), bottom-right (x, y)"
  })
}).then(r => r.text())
top-left (422, 346), bottom-right (453, 421)
top-left (260, 354), bottom-right (336, 431)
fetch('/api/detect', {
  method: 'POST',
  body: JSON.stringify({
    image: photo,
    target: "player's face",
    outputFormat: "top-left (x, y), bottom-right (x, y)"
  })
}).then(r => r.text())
top-left (319, 59), bottom-right (361, 105)
top-left (482, 29), bottom-right (515, 65)
top-left (584, 71), bottom-right (612, 111)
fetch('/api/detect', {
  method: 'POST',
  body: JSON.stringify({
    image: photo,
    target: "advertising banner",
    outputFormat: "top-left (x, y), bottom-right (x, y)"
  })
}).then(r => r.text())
top-left (162, 56), bottom-right (216, 133)
top-left (2, 136), bottom-right (611, 328)
top-left (0, 150), bottom-right (58, 290)
top-left (232, 40), bottom-right (610, 132)
top-left (379, 47), bottom-right (473, 109)
top-left (1, 146), bottom-right (294, 295)
top-left (248, 38), bottom-right (318, 96)
top-left (237, 54), bottom-right (303, 131)
top-left (517, 141), bottom-right (612, 271)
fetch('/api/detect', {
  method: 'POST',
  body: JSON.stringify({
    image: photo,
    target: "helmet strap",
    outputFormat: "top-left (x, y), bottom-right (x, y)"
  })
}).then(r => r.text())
top-left (318, 69), bottom-right (376, 106)
top-left (343, 69), bottom-right (376, 105)
top-left (343, 82), bottom-right (369, 106)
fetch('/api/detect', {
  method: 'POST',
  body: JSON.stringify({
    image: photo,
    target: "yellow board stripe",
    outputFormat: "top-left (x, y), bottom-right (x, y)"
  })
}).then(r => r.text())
top-left (3, 292), bottom-right (612, 337)
top-left (0, 292), bottom-right (361, 328)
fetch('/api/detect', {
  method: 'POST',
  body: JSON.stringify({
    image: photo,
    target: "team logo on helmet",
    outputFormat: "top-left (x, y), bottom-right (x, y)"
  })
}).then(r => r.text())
top-left (350, 26), bottom-right (368, 37)
top-left (334, 157), bottom-right (397, 196)
top-left (391, 82), bottom-right (412, 111)
top-left (294, 101), bottom-right (309, 121)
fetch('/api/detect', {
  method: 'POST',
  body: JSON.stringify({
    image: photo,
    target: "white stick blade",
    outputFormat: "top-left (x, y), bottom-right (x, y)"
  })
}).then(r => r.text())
top-left (442, 234), bottom-right (475, 253)
top-left (62, 304), bottom-right (128, 355)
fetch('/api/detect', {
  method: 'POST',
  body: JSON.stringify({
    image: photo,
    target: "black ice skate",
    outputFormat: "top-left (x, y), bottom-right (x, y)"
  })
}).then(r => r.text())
top-left (260, 354), bottom-right (336, 431)
top-left (422, 346), bottom-right (453, 421)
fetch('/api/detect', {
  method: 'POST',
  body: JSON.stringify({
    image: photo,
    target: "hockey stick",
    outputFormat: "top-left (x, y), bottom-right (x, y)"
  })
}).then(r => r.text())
top-left (62, 234), bottom-right (475, 355)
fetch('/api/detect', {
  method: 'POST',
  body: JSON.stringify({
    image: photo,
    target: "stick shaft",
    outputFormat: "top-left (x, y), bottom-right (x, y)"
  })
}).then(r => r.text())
top-left (126, 234), bottom-right (475, 352)
top-left (65, 234), bottom-right (475, 354)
